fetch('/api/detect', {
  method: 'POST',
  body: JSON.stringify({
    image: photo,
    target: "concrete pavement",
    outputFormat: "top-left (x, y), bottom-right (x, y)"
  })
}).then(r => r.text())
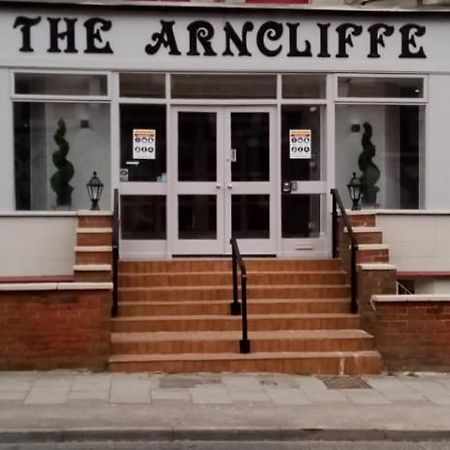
top-left (1, 371), bottom-right (450, 442)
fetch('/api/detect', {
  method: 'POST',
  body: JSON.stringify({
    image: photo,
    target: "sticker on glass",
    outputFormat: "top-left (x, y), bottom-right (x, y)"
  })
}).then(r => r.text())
top-left (289, 129), bottom-right (312, 159)
top-left (133, 129), bottom-right (156, 160)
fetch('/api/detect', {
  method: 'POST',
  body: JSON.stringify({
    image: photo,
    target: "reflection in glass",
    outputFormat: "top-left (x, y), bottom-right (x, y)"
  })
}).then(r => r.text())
top-left (178, 112), bottom-right (216, 182)
top-left (338, 77), bottom-right (423, 98)
top-left (281, 106), bottom-right (321, 182)
top-left (282, 194), bottom-right (321, 238)
top-left (179, 195), bottom-right (217, 239)
top-left (231, 113), bottom-right (269, 182)
top-left (119, 73), bottom-right (165, 98)
top-left (283, 74), bottom-right (326, 99)
top-left (121, 195), bottom-right (166, 240)
top-left (14, 102), bottom-right (111, 211)
top-left (232, 195), bottom-right (270, 239)
top-left (172, 74), bottom-right (276, 99)
top-left (15, 73), bottom-right (107, 96)
top-left (120, 104), bottom-right (166, 182)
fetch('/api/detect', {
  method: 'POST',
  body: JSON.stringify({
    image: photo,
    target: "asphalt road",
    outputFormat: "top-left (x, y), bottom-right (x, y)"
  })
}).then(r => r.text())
top-left (1, 441), bottom-right (450, 450)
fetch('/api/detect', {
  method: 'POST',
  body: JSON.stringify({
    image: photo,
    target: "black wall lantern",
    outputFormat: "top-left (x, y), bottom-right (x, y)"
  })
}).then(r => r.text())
top-left (86, 171), bottom-right (104, 211)
top-left (347, 172), bottom-right (362, 211)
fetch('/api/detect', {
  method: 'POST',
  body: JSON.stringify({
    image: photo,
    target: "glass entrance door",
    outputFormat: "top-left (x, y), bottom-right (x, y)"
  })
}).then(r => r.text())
top-left (171, 107), bottom-right (276, 255)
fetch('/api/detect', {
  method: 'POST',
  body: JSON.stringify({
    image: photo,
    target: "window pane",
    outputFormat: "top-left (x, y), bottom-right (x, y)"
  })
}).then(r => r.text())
top-left (15, 73), bottom-right (107, 96)
top-left (120, 104), bottom-right (166, 182)
top-left (231, 112), bottom-right (269, 182)
top-left (232, 195), bottom-right (270, 239)
top-left (178, 195), bottom-right (217, 239)
top-left (172, 74), bottom-right (276, 99)
top-left (14, 102), bottom-right (110, 211)
top-left (178, 112), bottom-right (216, 182)
top-left (281, 105), bottom-right (321, 181)
top-left (282, 194), bottom-right (321, 238)
top-left (121, 195), bottom-right (166, 240)
top-left (338, 77), bottom-right (423, 98)
top-left (335, 104), bottom-right (424, 209)
top-left (119, 73), bottom-right (165, 98)
top-left (283, 74), bottom-right (326, 99)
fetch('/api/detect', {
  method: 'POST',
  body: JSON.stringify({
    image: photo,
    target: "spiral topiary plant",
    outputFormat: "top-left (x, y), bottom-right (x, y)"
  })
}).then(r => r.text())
top-left (358, 122), bottom-right (380, 207)
top-left (50, 119), bottom-right (74, 207)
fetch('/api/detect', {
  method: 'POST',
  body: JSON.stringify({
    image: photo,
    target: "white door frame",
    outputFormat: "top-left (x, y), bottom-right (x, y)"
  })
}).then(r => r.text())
top-left (170, 105), bottom-right (277, 255)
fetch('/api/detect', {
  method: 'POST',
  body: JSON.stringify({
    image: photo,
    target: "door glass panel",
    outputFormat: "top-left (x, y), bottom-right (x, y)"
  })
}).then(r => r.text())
top-left (178, 195), bottom-right (217, 239)
top-left (120, 104), bottom-right (166, 182)
top-left (281, 105), bottom-right (321, 181)
top-left (121, 195), bottom-right (166, 240)
top-left (231, 113), bottom-right (269, 182)
top-left (282, 194), bottom-right (321, 238)
top-left (178, 112), bottom-right (216, 182)
top-left (232, 195), bottom-right (269, 239)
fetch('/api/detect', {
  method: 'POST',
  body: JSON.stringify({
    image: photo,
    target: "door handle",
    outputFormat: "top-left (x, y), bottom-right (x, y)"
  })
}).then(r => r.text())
top-left (216, 183), bottom-right (221, 189)
top-left (227, 184), bottom-right (232, 189)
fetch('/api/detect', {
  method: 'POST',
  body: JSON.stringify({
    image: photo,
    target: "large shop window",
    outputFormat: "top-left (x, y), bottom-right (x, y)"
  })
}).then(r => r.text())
top-left (336, 104), bottom-right (425, 209)
top-left (14, 102), bottom-right (110, 210)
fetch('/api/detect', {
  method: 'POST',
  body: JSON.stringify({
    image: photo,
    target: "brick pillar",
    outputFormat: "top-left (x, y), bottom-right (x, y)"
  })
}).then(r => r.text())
top-left (357, 265), bottom-right (397, 334)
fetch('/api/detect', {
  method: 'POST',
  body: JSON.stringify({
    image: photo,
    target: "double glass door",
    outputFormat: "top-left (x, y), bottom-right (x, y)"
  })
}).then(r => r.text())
top-left (172, 107), bottom-right (276, 255)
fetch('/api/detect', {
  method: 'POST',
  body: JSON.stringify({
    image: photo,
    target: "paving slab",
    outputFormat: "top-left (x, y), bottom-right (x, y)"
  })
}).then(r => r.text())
top-left (110, 376), bottom-right (151, 404)
top-left (401, 380), bottom-right (450, 405)
top-left (190, 386), bottom-right (233, 405)
top-left (221, 375), bottom-right (264, 393)
top-left (339, 389), bottom-right (392, 405)
top-left (364, 377), bottom-right (425, 402)
top-left (264, 387), bottom-right (311, 405)
top-left (150, 388), bottom-right (192, 402)
top-left (24, 387), bottom-right (69, 405)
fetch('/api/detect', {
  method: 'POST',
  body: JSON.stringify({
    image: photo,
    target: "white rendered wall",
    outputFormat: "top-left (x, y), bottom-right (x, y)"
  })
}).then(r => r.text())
top-left (426, 75), bottom-right (450, 209)
top-left (0, 214), bottom-right (76, 276)
top-left (415, 279), bottom-right (450, 294)
top-left (0, 69), bottom-right (14, 210)
top-left (377, 212), bottom-right (450, 272)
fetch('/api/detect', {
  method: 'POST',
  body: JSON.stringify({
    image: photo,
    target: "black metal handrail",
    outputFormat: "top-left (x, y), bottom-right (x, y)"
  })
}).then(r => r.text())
top-left (330, 189), bottom-right (358, 314)
top-left (111, 188), bottom-right (119, 317)
top-left (230, 237), bottom-right (251, 354)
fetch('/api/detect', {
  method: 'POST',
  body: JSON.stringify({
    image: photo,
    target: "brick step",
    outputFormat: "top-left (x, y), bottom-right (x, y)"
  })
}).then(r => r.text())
top-left (76, 228), bottom-right (113, 246)
top-left (78, 213), bottom-right (112, 228)
top-left (117, 298), bottom-right (351, 316)
top-left (111, 313), bottom-right (360, 333)
top-left (75, 246), bottom-right (112, 265)
top-left (346, 211), bottom-right (377, 228)
top-left (344, 227), bottom-right (383, 245)
top-left (118, 285), bottom-right (350, 302)
top-left (356, 244), bottom-right (389, 264)
top-left (119, 258), bottom-right (342, 274)
top-left (73, 264), bottom-right (112, 282)
top-left (110, 329), bottom-right (375, 355)
top-left (108, 350), bottom-right (382, 375)
top-left (118, 271), bottom-right (347, 288)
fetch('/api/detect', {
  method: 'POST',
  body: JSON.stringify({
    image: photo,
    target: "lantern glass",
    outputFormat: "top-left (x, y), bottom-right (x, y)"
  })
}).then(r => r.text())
top-left (86, 172), bottom-right (104, 210)
top-left (347, 172), bottom-right (361, 211)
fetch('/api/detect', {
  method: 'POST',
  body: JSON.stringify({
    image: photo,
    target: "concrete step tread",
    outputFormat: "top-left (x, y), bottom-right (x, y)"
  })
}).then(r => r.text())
top-left (119, 284), bottom-right (350, 292)
top-left (109, 350), bottom-right (381, 363)
top-left (111, 313), bottom-right (358, 322)
top-left (117, 298), bottom-right (350, 306)
top-left (357, 244), bottom-right (389, 250)
top-left (74, 264), bottom-right (112, 271)
top-left (75, 246), bottom-right (112, 252)
top-left (76, 227), bottom-right (113, 233)
top-left (111, 329), bottom-right (374, 342)
top-left (344, 227), bottom-right (381, 233)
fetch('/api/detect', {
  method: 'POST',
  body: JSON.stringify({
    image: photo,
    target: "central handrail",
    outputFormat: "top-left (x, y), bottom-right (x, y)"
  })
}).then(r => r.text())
top-left (111, 188), bottom-right (119, 317)
top-left (330, 188), bottom-right (358, 314)
top-left (230, 237), bottom-right (251, 354)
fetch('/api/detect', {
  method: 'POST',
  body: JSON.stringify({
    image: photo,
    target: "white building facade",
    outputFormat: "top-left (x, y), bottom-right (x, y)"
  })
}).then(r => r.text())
top-left (0, 1), bottom-right (449, 266)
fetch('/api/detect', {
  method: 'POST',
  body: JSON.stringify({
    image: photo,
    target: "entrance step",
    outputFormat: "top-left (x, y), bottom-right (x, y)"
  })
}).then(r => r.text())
top-left (111, 329), bottom-right (375, 355)
top-left (118, 285), bottom-right (350, 302)
top-left (117, 298), bottom-right (351, 316)
top-left (110, 257), bottom-right (382, 375)
top-left (109, 350), bottom-right (381, 375)
top-left (118, 270), bottom-right (347, 287)
top-left (111, 313), bottom-right (360, 333)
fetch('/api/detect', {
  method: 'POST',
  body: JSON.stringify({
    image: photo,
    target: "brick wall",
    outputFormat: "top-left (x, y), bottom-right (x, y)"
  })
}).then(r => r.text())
top-left (372, 298), bottom-right (450, 372)
top-left (0, 289), bottom-right (111, 370)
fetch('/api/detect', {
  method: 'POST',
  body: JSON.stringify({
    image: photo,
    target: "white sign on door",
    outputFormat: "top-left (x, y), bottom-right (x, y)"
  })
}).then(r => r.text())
top-left (289, 129), bottom-right (312, 159)
top-left (133, 129), bottom-right (156, 159)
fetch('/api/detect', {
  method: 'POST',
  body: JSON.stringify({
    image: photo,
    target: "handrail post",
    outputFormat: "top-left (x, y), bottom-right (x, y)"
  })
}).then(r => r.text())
top-left (239, 273), bottom-right (251, 354)
top-left (111, 188), bottom-right (119, 317)
top-left (330, 189), bottom-right (358, 314)
top-left (230, 239), bottom-right (241, 315)
top-left (331, 190), bottom-right (338, 259)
